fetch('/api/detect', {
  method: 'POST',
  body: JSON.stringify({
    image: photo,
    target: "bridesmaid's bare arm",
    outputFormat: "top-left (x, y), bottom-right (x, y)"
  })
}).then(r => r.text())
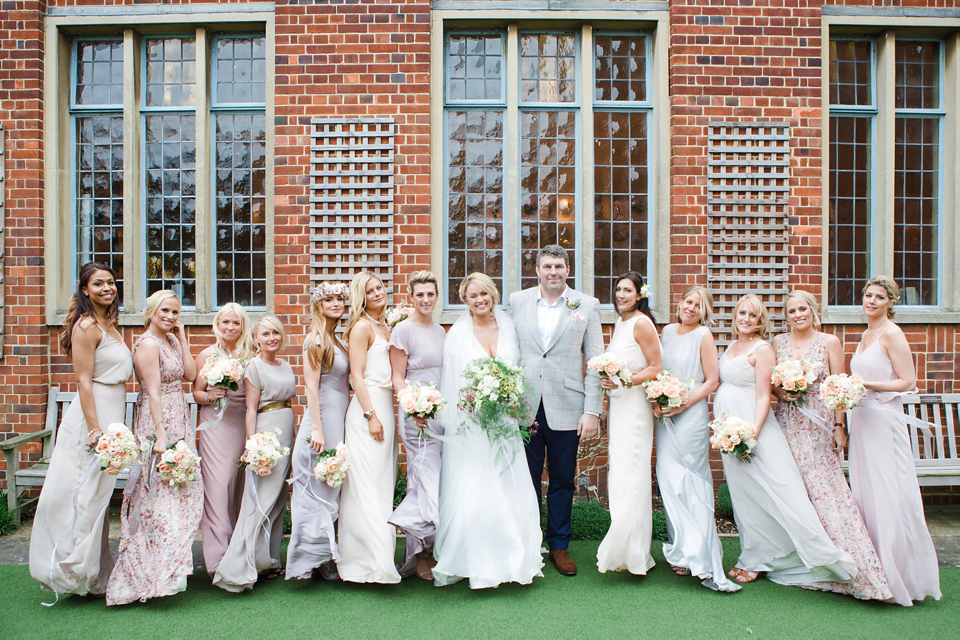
top-left (662, 328), bottom-right (719, 418)
top-left (348, 320), bottom-right (384, 442)
top-left (629, 315), bottom-right (663, 387)
top-left (749, 343), bottom-right (776, 437)
top-left (303, 351), bottom-right (325, 452)
top-left (868, 326), bottom-right (917, 393)
top-left (135, 339), bottom-right (168, 454)
top-left (244, 375), bottom-right (262, 439)
top-left (72, 319), bottom-right (106, 446)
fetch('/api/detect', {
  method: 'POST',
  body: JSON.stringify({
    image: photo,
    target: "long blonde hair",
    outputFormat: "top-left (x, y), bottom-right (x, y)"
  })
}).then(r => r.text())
top-left (344, 271), bottom-right (385, 340)
top-left (143, 290), bottom-right (179, 329)
top-left (212, 302), bottom-right (254, 362)
top-left (785, 290), bottom-right (821, 330)
top-left (305, 284), bottom-right (346, 372)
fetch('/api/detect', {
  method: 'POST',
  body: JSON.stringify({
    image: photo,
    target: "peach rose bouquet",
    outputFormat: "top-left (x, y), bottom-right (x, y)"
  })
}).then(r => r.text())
top-left (238, 429), bottom-right (290, 477)
top-left (770, 358), bottom-right (823, 404)
top-left (587, 353), bottom-right (633, 389)
top-left (199, 352), bottom-right (246, 410)
top-left (155, 439), bottom-right (201, 487)
top-left (312, 443), bottom-right (350, 488)
top-left (397, 381), bottom-right (447, 438)
top-left (642, 370), bottom-right (693, 410)
top-left (87, 422), bottom-right (139, 475)
top-left (709, 414), bottom-right (757, 463)
top-left (819, 373), bottom-right (866, 411)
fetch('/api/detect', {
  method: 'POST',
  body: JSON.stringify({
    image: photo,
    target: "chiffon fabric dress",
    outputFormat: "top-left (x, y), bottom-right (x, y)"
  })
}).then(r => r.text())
top-left (388, 320), bottom-right (446, 577)
top-left (337, 327), bottom-right (401, 584)
top-left (432, 309), bottom-right (543, 589)
top-left (773, 333), bottom-right (891, 600)
top-left (107, 334), bottom-right (203, 606)
top-left (655, 324), bottom-right (739, 592)
top-left (286, 345), bottom-right (349, 580)
top-left (597, 315), bottom-right (656, 575)
top-left (715, 340), bottom-right (857, 586)
top-left (849, 333), bottom-right (941, 606)
top-left (197, 350), bottom-right (247, 575)
top-left (213, 358), bottom-right (295, 592)
top-left (29, 327), bottom-right (133, 598)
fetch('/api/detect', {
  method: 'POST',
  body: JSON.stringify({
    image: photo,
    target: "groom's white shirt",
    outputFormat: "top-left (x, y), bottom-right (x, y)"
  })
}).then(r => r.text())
top-left (536, 286), bottom-right (568, 347)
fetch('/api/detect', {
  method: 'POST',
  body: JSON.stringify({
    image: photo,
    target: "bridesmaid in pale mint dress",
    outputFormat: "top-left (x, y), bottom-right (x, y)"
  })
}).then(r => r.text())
top-left (388, 271), bottom-right (446, 580)
top-left (107, 290), bottom-right (202, 606)
top-left (213, 315), bottom-right (296, 592)
top-left (655, 286), bottom-right (739, 592)
top-left (30, 263), bottom-right (133, 601)
top-left (596, 272), bottom-right (662, 575)
top-left (337, 271), bottom-right (401, 584)
top-left (716, 294), bottom-right (856, 586)
top-left (193, 303), bottom-right (252, 576)
top-left (848, 277), bottom-right (941, 606)
top-left (286, 283), bottom-right (350, 581)
top-left (773, 290), bottom-right (891, 601)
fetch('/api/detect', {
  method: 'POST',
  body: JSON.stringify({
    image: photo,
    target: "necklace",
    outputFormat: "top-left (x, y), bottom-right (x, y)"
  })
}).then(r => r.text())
top-left (364, 312), bottom-right (386, 328)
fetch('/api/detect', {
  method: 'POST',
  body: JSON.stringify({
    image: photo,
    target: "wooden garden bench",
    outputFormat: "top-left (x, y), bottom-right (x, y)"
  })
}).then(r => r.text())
top-left (1, 386), bottom-right (199, 524)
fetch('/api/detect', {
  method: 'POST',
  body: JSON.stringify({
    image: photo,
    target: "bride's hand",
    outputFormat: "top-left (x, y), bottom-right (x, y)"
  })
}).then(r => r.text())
top-left (367, 415), bottom-right (385, 442)
top-left (599, 376), bottom-right (617, 390)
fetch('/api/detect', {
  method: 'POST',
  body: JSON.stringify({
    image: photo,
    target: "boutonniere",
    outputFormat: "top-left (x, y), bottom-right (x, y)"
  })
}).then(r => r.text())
top-left (566, 298), bottom-right (581, 311)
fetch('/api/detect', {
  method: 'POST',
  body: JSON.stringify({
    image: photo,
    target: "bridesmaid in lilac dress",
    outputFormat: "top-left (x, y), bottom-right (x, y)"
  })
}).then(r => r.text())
top-left (286, 283), bottom-right (351, 581)
top-left (388, 271), bottom-right (446, 580)
top-left (848, 276), bottom-right (941, 606)
top-left (107, 290), bottom-right (202, 606)
top-left (193, 303), bottom-right (252, 576)
top-left (773, 290), bottom-right (891, 601)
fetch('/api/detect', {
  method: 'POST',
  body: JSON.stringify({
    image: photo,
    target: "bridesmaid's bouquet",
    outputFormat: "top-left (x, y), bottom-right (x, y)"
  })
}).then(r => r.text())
top-left (238, 430), bottom-right (290, 476)
top-left (385, 302), bottom-right (412, 329)
top-left (709, 414), bottom-right (758, 463)
top-left (199, 353), bottom-right (246, 410)
top-left (397, 381), bottom-right (447, 438)
top-left (586, 353), bottom-right (633, 389)
top-left (819, 373), bottom-right (867, 411)
top-left (770, 358), bottom-right (823, 404)
top-left (312, 443), bottom-right (350, 488)
top-left (88, 423), bottom-right (139, 475)
top-left (642, 371), bottom-right (693, 409)
top-left (458, 357), bottom-right (533, 445)
top-left (155, 439), bottom-right (201, 487)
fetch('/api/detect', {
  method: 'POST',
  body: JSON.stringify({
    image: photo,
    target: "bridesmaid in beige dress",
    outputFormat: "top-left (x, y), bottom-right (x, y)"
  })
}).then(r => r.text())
top-left (193, 303), bottom-right (253, 575)
top-left (337, 271), bottom-right (401, 584)
top-left (213, 315), bottom-right (296, 592)
top-left (29, 263), bottom-right (133, 601)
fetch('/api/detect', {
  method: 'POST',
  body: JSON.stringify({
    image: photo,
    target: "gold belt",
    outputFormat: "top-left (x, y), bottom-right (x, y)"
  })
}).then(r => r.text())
top-left (258, 400), bottom-right (292, 414)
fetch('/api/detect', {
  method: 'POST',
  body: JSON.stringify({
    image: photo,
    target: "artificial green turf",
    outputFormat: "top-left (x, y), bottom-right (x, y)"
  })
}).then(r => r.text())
top-left (2, 540), bottom-right (954, 640)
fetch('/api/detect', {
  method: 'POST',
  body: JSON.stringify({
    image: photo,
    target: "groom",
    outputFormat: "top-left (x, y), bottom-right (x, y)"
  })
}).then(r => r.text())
top-left (509, 245), bottom-right (603, 576)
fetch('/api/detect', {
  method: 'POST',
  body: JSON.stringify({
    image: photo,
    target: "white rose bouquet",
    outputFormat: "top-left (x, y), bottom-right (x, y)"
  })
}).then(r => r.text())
top-left (709, 414), bottom-right (758, 463)
top-left (770, 358), bottom-right (823, 404)
top-left (238, 429), bottom-right (290, 477)
top-left (87, 422), bottom-right (139, 475)
top-left (397, 381), bottom-right (447, 438)
top-left (457, 357), bottom-right (532, 446)
top-left (819, 373), bottom-right (867, 411)
top-left (199, 353), bottom-right (246, 410)
top-left (385, 302), bottom-right (412, 329)
top-left (155, 439), bottom-right (201, 487)
top-left (642, 370), bottom-right (693, 410)
top-left (312, 443), bottom-right (350, 488)
top-left (586, 353), bottom-right (633, 389)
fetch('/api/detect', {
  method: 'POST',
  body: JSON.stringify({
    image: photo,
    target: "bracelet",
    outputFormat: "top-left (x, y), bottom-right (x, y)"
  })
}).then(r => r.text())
top-left (834, 422), bottom-right (845, 428)
top-left (205, 391), bottom-right (210, 404)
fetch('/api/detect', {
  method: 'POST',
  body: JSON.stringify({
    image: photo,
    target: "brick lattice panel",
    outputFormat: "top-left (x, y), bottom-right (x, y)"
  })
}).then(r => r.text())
top-left (707, 121), bottom-right (790, 345)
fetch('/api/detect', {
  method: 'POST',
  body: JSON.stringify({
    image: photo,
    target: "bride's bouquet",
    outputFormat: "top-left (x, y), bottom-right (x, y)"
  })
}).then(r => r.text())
top-left (155, 439), bottom-right (201, 487)
top-left (397, 381), bottom-right (447, 437)
top-left (709, 414), bottom-right (758, 463)
top-left (238, 430), bottom-right (290, 477)
top-left (642, 371), bottom-right (693, 409)
top-left (87, 422), bottom-right (139, 475)
top-left (770, 358), bottom-right (822, 404)
top-left (385, 302), bottom-right (412, 329)
top-left (819, 373), bottom-right (867, 411)
top-left (312, 443), bottom-right (350, 488)
top-left (457, 357), bottom-right (532, 445)
top-left (586, 352), bottom-right (633, 389)
top-left (199, 353), bottom-right (245, 410)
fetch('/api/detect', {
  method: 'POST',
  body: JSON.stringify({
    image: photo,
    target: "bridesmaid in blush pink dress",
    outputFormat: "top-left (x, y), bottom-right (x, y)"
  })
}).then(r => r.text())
top-left (848, 277), bottom-right (941, 606)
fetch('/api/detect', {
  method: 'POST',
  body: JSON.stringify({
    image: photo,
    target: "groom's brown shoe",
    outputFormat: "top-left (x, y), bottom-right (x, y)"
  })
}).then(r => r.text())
top-left (549, 549), bottom-right (577, 576)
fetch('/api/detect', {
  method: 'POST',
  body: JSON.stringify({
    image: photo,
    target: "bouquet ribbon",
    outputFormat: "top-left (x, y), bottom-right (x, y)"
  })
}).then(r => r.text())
top-left (286, 469), bottom-right (341, 562)
top-left (856, 392), bottom-right (935, 439)
top-left (196, 398), bottom-right (229, 432)
top-left (793, 404), bottom-right (836, 446)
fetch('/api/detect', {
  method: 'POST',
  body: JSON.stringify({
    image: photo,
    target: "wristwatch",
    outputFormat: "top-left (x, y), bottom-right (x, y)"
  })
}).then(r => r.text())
top-left (363, 409), bottom-right (376, 421)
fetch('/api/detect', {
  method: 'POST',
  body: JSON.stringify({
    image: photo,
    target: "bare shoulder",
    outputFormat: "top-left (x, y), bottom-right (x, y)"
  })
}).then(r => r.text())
top-left (822, 332), bottom-right (843, 350)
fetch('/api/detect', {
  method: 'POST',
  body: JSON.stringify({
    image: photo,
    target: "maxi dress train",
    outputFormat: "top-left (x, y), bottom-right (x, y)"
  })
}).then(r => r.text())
top-left (773, 333), bottom-right (891, 600)
top-left (212, 358), bottom-right (296, 592)
top-left (432, 309), bottom-right (543, 589)
top-left (715, 340), bottom-right (857, 587)
top-left (107, 334), bottom-right (203, 605)
top-left (849, 335), bottom-right (941, 606)
top-left (596, 315), bottom-right (656, 575)
top-left (286, 345), bottom-right (350, 580)
top-left (337, 330), bottom-right (402, 584)
top-left (655, 324), bottom-right (739, 592)
top-left (29, 327), bottom-right (133, 598)
top-left (388, 319), bottom-right (446, 577)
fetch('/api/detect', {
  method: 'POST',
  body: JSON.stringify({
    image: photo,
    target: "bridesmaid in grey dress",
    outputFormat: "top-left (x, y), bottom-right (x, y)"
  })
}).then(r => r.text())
top-left (388, 271), bottom-right (446, 580)
top-left (287, 283), bottom-right (351, 581)
top-left (193, 303), bottom-right (252, 576)
top-left (30, 263), bottom-right (133, 600)
top-left (213, 316), bottom-right (296, 592)
top-left (656, 286), bottom-right (739, 592)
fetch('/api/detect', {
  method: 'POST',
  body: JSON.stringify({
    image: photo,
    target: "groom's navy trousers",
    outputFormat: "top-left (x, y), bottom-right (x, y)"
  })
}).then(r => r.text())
top-left (526, 400), bottom-right (579, 551)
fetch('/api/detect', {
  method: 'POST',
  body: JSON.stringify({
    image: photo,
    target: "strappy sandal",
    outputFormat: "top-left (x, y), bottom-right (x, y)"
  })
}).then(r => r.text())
top-left (734, 570), bottom-right (765, 583)
top-left (671, 565), bottom-right (691, 576)
top-left (727, 567), bottom-right (743, 579)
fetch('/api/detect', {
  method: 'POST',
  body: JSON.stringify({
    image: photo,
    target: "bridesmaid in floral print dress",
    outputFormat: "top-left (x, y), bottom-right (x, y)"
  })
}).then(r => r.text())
top-left (772, 290), bottom-right (891, 601)
top-left (107, 290), bottom-right (203, 606)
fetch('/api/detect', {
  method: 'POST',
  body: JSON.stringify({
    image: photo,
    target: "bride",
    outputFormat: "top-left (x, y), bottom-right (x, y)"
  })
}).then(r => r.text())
top-left (432, 273), bottom-right (544, 589)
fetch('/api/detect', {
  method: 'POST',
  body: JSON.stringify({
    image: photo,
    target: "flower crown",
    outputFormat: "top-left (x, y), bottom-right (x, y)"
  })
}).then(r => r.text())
top-left (312, 282), bottom-right (350, 302)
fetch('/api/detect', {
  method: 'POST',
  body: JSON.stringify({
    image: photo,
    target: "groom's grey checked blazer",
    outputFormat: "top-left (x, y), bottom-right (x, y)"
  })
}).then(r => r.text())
top-left (508, 287), bottom-right (604, 432)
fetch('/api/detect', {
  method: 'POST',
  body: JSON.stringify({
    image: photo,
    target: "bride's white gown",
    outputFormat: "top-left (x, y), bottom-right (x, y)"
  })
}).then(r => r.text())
top-left (432, 309), bottom-right (544, 589)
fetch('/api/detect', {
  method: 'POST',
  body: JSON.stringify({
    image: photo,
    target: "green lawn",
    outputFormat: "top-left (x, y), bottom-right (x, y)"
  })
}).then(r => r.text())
top-left (2, 540), bottom-right (954, 639)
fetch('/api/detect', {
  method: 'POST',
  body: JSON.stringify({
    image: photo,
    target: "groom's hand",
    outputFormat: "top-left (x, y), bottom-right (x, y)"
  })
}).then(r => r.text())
top-left (577, 413), bottom-right (598, 439)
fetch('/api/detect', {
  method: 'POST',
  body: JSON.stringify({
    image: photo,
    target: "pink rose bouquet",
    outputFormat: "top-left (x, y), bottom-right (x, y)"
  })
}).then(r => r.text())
top-left (397, 381), bottom-right (447, 438)
top-left (238, 429), bottom-right (290, 477)
top-left (312, 443), bottom-right (350, 488)
top-left (87, 422), bottom-right (139, 475)
top-left (819, 373), bottom-right (866, 411)
top-left (199, 353), bottom-right (246, 410)
top-left (770, 358), bottom-right (822, 403)
top-left (586, 353), bottom-right (633, 389)
top-left (155, 439), bottom-right (201, 487)
top-left (642, 370), bottom-right (693, 409)
top-left (386, 302), bottom-right (412, 329)
top-left (709, 414), bottom-right (757, 463)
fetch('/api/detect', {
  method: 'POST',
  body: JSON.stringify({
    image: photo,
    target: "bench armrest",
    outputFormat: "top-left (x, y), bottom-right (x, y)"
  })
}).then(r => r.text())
top-left (0, 429), bottom-right (53, 451)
